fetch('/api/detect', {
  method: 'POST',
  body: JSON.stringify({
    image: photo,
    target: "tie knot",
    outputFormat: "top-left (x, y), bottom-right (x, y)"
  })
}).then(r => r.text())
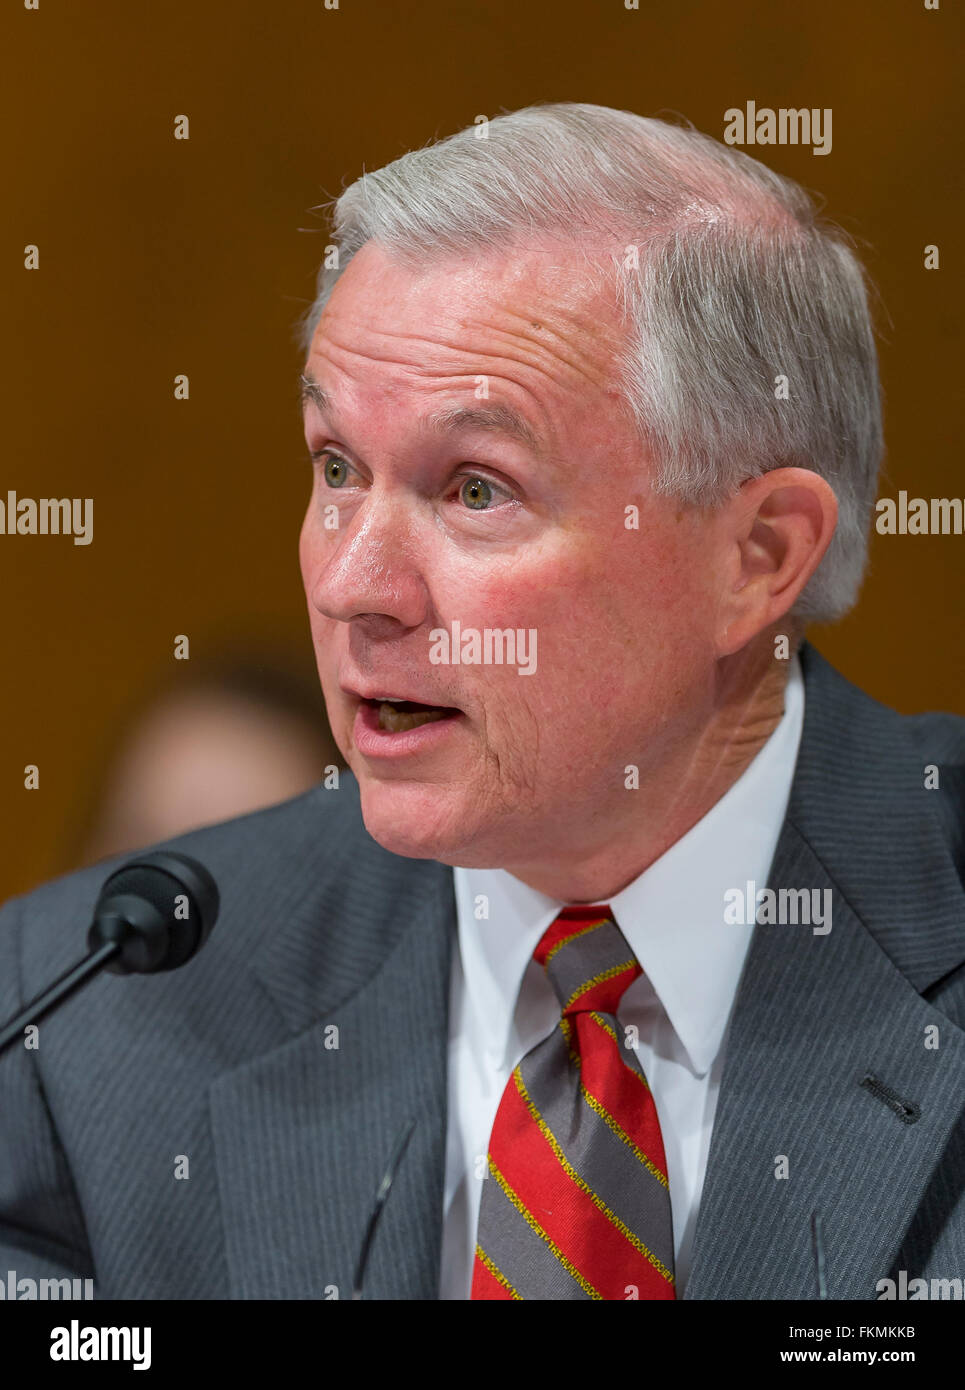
top-left (534, 904), bottom-right (641, 1018)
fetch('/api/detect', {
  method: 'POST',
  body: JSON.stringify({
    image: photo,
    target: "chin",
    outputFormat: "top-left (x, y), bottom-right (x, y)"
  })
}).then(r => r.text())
top-left (356, 777), bottom-right (480, 864)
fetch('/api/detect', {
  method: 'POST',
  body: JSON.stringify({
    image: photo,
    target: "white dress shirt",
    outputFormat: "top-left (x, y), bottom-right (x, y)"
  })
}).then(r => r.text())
top-left (439, 653), bottom-right (805, 1298)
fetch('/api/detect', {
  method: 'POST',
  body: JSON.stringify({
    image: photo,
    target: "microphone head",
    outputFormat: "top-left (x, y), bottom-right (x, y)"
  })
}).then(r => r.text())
top-left (87, 851), bottom-right (220, 975)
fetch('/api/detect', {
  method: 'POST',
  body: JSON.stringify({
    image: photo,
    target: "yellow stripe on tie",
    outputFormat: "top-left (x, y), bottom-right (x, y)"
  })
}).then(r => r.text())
top-left (474, 1245), bottom-right (522, 1299)
top-left (558, 1015), bottom-right (581, 1068)
top-left (579, 1084), bottom-right (669, 1189)
top-left (543, 918), bottom-right (610, 966)
top-left (563, 960), bottom-right (637, 1014)
top-left (487, 1158), bottom-right (602, 1299)
top-left (513, 1068), bottom-right (674, 1287)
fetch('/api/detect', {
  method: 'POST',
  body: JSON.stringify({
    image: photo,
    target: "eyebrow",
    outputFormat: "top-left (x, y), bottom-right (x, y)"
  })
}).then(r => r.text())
top-left (299, 371), bottom-right (543, 455)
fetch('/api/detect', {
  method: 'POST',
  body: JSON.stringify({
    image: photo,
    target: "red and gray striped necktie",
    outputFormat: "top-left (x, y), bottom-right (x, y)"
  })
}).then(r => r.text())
top-left (471, 904), bottom-right (675, 1300)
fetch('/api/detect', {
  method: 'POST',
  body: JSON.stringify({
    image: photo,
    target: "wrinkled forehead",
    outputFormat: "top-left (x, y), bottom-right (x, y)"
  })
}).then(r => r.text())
top-left (305, 238), bottom-right (632, 426)
top-left (313, 237), bottom-right (628, 359)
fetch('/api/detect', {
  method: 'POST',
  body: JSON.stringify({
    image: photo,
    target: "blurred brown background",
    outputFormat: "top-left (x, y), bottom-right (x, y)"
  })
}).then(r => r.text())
top-left (1, 0), bottom-right (961, 902)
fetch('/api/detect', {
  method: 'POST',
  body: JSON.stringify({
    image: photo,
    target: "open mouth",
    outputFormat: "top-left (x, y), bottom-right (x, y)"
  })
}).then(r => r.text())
top-left (363, 698), bottom-right (461, 733)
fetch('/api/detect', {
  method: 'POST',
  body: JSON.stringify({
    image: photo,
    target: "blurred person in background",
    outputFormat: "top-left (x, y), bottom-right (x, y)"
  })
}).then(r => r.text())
top-left (73, 650), bottom-right (342, 866)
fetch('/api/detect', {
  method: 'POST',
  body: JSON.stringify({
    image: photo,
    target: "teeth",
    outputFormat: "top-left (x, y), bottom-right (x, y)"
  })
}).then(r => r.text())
top-left (378, 702), bottom-right (449, 733)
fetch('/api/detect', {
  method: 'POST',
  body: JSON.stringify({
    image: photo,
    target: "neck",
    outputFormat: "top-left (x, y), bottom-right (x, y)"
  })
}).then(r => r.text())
top-left (508, 632), bottom-right (801, 901)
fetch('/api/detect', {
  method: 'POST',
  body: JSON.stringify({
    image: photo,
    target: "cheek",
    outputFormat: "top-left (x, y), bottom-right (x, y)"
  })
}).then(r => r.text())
top-left (457, 564), bottom-right (551, 623)
top-left (437, 555), bottom-right (612, 730)
top-left (444, 530), bottom-right (706, 730)
top-left (446, 556), bottom-right (582, 678)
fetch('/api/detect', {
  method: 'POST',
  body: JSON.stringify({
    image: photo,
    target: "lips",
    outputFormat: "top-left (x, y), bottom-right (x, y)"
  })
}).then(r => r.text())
top-left (339, 683), bottom-right (463, 734)
top-left (351, 695), bottom-right (466, 758)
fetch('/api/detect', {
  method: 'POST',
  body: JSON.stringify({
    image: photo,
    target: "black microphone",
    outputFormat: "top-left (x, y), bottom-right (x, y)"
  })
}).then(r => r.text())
top-left (0, 851), bottom-right (219, 1056)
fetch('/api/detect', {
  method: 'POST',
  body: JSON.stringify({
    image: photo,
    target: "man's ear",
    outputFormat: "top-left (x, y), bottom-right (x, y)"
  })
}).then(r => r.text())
top-left (715, 467), bottom-right (838, 658)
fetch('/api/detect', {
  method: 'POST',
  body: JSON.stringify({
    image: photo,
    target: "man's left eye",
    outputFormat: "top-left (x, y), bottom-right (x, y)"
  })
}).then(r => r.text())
top-left (318, 452), bottom-right (351, 488)
top-left (457, 476), bottom-right (510, 510)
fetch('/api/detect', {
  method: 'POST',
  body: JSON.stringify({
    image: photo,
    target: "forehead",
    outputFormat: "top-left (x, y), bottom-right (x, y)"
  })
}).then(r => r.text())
top-left (305, 238), bottom-right (629, 399)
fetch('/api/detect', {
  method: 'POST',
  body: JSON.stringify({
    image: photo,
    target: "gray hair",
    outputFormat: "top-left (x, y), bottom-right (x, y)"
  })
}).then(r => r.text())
top-left (298, 102), bottom-right (883, 623)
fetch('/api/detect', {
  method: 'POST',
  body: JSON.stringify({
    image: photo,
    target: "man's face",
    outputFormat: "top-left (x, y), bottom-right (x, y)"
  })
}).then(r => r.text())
top-left (299, 238), bottom-right (724, 872)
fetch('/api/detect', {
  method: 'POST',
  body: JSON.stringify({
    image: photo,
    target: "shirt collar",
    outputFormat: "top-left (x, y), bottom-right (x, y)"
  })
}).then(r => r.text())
top-left (453, 652), bottom-right (805, 1077)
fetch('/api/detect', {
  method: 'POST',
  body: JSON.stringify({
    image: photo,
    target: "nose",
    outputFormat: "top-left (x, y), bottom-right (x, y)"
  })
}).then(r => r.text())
top-left (302, 489), bottom-right (430, 633)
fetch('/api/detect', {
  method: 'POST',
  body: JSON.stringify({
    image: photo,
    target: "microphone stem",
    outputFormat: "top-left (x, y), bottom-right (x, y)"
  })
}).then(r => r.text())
top-left (0, 941), bottom-right (119, 1055)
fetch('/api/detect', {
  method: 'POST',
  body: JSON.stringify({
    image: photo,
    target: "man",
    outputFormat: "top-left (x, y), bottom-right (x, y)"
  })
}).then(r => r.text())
top-left (1, 103), bottom-right (963, 1301)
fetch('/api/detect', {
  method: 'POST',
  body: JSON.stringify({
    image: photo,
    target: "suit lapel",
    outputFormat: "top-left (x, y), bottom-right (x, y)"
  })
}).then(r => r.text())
top-left (685, 645), bottom-right (965, 1298)
top-left (208, 780), bottom-right (457, 1300)
top-left (684, 818), bottom-right (965, 1298)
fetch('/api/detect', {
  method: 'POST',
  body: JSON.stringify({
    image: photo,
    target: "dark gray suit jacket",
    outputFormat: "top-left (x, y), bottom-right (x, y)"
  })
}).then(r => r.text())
top-left (1, 642), bottom-right (964, 1299)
